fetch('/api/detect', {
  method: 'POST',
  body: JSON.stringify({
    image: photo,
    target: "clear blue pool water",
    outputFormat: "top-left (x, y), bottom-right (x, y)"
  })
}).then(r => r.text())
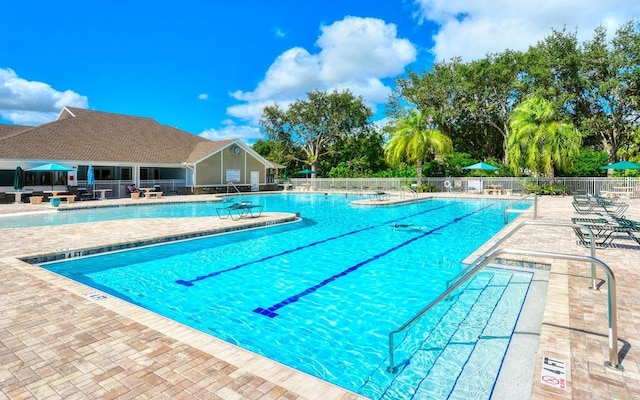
top-left (40, 194), bottom-right (533, 399)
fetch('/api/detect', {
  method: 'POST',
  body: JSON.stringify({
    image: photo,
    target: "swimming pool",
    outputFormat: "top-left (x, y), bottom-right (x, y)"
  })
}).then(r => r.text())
top-left (0, 200), bottom-right (223, 228)
top-left (40, 194), bottom-right (533, 399)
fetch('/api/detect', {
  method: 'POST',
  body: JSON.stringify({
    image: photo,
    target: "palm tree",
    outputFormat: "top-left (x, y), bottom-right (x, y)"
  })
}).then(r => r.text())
top-left (507, 96), bottom-right (581, 183)
top-left (385, 109), bottom-right (453, 185)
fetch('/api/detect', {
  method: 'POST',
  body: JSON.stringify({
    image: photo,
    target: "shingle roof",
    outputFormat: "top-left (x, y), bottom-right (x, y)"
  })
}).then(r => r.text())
top-left (0, 124), bottom-right (31, 140)
top-left (0, 107), bottom-right (214, 164)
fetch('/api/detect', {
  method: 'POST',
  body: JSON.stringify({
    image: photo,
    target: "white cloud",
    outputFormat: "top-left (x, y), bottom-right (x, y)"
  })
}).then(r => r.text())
top-left (199, 124), bottom-right (262, 142)
top-left (227, 99), bottom-right (294, 125)
top-left (198, 93), bottom-right (209, 100)
top-left (413, 0), bottom-right (640, 62)
top-left (0, 68), bottom-right (88, 125)
top-left (228, 16), bottom-right (417, 123)
top-left (273, 27), bottom-right (286, 38)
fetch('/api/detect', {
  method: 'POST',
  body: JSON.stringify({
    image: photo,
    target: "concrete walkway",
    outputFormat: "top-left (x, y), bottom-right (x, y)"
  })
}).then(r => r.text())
top-left (0, 193), bottom-right (638, 399)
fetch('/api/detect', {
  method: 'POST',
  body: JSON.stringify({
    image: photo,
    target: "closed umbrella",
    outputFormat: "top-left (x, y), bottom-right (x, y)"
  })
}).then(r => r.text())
top-left (86, 165), bottom-right (95, 199)
top-left (13, 166), bottom-right (24, 190)
top-left (87, 165), bottom-right (95, 186)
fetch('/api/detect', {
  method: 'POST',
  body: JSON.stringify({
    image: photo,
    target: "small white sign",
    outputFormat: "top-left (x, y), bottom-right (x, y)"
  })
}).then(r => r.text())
top-left (541, 356), bottom-right (566, 390)
top-left (226, 168), bottom-right (241, 183)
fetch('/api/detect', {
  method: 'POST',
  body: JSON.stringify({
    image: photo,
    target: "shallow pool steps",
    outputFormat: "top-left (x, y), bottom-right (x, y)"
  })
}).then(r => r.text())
top-left (361, 270), bottom-right (531, 400)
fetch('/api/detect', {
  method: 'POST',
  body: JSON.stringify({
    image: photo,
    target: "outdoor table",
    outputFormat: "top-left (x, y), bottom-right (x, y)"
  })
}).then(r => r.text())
top-left (610, 186), bottom-right (635, 198)
top-left (44, 190), bottom-right (65, 197)
top-left (93, 188), bottom-right (112, 200)
top-left (6, 190), bottom-right (33, 204)
top-left (138, 188), bottom-right (154, 198)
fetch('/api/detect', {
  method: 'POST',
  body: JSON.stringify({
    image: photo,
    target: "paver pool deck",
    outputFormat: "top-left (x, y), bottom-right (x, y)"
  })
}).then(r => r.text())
top-left (0, 193), bottom-right (638, 399)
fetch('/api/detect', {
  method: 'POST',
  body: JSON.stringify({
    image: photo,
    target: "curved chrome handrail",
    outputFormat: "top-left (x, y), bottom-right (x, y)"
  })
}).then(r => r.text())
top-left (388, 246), bottom-right (621, 374)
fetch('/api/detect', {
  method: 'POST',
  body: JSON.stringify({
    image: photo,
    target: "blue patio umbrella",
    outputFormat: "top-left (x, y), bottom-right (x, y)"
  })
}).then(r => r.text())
top-left (599, 160), bottom-right (640, 170)
top-left (13, 166), bottom-right (24, 190)
top-left (462, 162), bottom-right (499, 171)
top-left (28, 163), bottom-right (75, 189)
top-left (28, 163), bottom-right (75, 172)
top-left (87, 165), bottom-right (95, 186)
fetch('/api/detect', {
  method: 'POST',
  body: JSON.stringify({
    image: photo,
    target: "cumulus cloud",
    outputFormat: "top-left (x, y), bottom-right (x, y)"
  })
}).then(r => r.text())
top-left (0, 68), bottom-right (88, 125)
top-left (198, 93), bottom-right (209, 100)
top-left (413, 0), bottom-right (640, 62)
top-left (199, 123), bottom-right (262, 142)
top-left (228, 16), bottom-right (417, 124)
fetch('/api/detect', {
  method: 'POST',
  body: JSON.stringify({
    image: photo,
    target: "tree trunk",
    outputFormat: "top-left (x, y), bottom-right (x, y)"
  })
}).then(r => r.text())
top-left (416, 159), bottom-right (423, 186)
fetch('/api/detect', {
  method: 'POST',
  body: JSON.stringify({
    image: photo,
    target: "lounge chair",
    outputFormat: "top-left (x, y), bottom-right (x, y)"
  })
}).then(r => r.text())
top-left (216, 201), bottom-right (263, 220)
top-left (611, 216), bottom-right (640, 230)
top-left (572, 194), bottom-right (628, 216)
top-left (572, 216), bottom-right (640, 248)
top-left (370, 189), bottom-right (390, 201)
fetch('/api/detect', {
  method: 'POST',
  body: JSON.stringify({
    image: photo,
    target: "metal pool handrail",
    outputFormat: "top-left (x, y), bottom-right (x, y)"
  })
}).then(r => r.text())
top-left (447, 220), bottom-right (598, 291)
top-left (398, 185), bottom-right (418, 199)
top-left (227, 181), bottom-right (241, 194)
top-left (387, 248), bottom-right (622, 374)
top-left (504, 193), bottom-right (537, 224)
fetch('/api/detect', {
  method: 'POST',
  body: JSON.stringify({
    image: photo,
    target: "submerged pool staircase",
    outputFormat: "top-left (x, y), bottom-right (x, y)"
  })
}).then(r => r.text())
top-left (375, 220), bottom-right (623, 399)
top-left (361, 270), bottom-right (531, 399)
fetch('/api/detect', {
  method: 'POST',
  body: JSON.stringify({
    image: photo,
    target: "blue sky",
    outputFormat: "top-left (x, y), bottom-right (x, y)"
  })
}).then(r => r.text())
top-left (1, 1), bottom-right (638, 143)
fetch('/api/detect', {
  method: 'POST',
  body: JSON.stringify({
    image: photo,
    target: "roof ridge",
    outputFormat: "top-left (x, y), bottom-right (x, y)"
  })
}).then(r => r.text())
top-left (0, 124), bottom-right (35, 141)
top-left (65, 107), bottom-right (159, 124)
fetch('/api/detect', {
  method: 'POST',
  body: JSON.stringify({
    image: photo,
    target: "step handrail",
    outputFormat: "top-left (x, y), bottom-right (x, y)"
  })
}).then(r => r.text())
top-left (504, 193), bottom-right (537, 223)
top-left (399, 185), bottom-right (418, 199)
top-left (227, 181), bottom-right (240, 194)
top-left (387, 247), bottom-right (622, 374)
top-left (448, 220), bottom-right (598, 291)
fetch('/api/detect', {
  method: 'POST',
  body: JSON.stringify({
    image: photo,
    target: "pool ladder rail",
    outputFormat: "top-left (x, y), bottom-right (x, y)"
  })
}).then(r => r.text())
top-left (504, 193), bottom-right (538, 223)
top-left (386, 220), bottom-right (623, 374)
top-left (398, 185), bottom-right (418, 199)
top-left (227, 181), bottom-right (241, 194)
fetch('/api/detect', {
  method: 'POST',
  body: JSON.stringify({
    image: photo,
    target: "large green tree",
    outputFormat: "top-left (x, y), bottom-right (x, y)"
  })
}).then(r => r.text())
top-left (508, 96), bottom-right (582, 181)
top-left (384, 109), bottom-right (453, 185)
top-left (581, 21), bottom-right (640, 164)
top-left (259, 89), bottom-right (373, 174)
top-left (391, 53), bottom-right (524, 163)
top-left (322, 129), bottom-right (387, 177)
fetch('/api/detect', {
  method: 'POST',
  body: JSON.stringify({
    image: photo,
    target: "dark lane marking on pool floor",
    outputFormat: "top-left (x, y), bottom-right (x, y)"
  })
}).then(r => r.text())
top-left (175, 204), bottom-right (452, 286)
top-left (253, 205), bottom-right (493, 318)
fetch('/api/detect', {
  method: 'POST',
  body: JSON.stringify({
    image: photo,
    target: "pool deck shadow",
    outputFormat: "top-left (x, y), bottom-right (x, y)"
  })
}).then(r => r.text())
top-left (1, 193), bottom-right (639, 399)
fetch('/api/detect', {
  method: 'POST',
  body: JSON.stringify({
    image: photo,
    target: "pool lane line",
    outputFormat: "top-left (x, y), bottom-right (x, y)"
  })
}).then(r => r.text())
top-left (175, 203), bottom-right (453, 286)
top-left (253, 204), bottom-right (493, 318)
